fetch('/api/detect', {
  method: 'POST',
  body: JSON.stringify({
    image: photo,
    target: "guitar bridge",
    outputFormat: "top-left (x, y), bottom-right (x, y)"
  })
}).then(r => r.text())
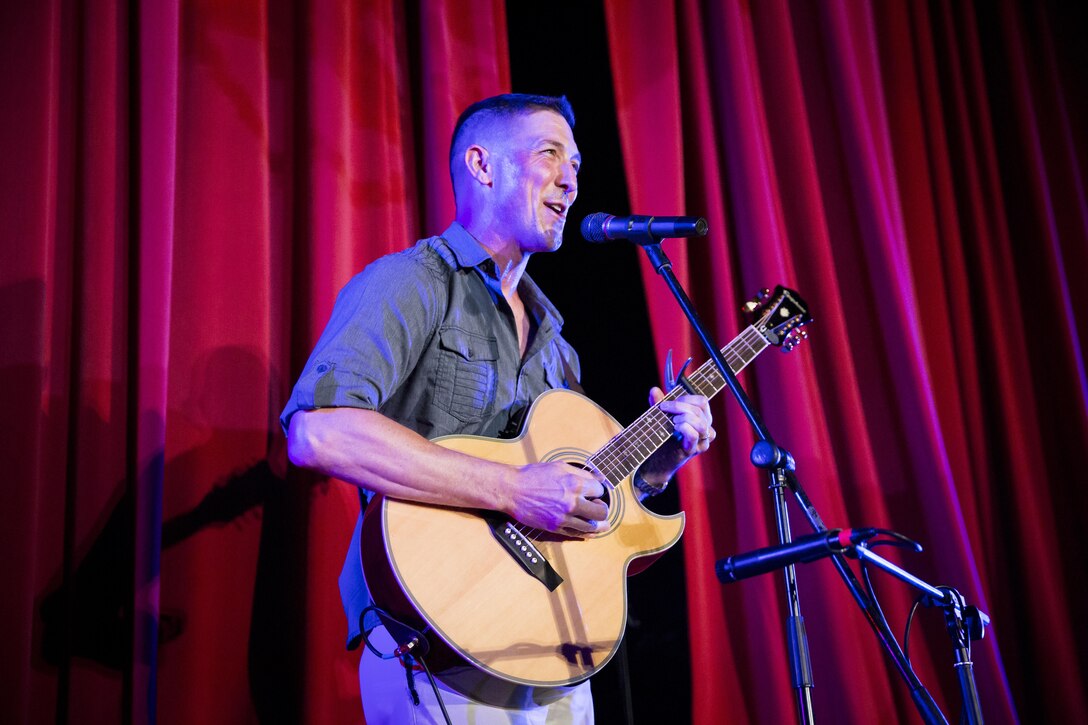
top-left (485, 516), bottom-right (564, 591)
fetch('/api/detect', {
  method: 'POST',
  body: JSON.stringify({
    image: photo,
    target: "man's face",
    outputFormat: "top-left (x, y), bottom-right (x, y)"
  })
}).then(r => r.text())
top-left (488, 110), bottom-right (581, 254)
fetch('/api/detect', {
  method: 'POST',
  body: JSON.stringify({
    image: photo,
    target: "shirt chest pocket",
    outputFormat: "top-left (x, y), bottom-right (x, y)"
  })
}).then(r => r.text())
top-left (432, 327), bottom-right (500, 423)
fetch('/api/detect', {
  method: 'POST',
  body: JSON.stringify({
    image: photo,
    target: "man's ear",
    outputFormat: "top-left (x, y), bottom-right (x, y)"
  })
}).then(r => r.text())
top-left (464, 145), bottom-right (492, 186)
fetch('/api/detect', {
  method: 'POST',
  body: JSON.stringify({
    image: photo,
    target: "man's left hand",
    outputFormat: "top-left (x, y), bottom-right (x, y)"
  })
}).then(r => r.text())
top-left (637, 387), bottom-right (715, 490)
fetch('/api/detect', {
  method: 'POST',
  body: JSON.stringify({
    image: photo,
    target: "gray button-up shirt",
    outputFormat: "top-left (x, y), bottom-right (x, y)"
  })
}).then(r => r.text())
top-left (281, 222), bottom-right (581, 647)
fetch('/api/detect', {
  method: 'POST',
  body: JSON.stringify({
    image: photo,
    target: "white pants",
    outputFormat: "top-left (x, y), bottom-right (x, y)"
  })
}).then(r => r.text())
top-left (359, 627), bottom-right (594, 724)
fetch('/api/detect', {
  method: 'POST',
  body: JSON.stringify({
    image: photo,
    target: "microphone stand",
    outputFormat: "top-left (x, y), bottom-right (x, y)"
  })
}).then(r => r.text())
top-left (637, 240), bottom-right (947, 725)
top-left (851, 547), bottom-right (987, 725)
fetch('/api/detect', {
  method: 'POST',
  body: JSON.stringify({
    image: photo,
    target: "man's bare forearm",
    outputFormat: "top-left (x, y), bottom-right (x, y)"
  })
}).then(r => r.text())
top-left (286, 407), bottom-right (607, 534)
top-left (287, 407), bottom-right (514, 511)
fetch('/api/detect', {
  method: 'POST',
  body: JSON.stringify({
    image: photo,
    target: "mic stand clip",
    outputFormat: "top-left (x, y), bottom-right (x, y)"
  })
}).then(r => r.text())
top-left (853, 546), bottom-right (989, 725)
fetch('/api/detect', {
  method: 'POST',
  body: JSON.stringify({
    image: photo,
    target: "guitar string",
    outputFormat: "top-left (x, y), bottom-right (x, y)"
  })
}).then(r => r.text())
top-left (587, 326), bottom-right (768, 479)
top-left (590, 329), bottom-right (761, 474)
top-left (517, 326), bottom-right (771, 544)
top-left (516, 328), bottom-right (769, 542)
top-left (537, 327), bottom-right (768, 508)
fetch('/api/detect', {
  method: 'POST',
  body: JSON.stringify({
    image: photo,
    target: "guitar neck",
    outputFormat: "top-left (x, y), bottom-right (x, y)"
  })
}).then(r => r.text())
top-left (588, 326), bottom-right (770, 485)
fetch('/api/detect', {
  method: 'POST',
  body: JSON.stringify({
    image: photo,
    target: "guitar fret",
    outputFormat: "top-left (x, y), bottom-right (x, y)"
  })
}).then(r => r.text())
top-left (588, 326), bottom-right (772, 484)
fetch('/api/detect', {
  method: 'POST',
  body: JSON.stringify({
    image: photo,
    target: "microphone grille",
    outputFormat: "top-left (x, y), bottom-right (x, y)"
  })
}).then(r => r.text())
top-left (580, 212), bottom-right (611, 243)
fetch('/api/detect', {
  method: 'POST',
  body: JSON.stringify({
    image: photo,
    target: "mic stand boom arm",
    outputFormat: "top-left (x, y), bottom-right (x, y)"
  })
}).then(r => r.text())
top-left (638, 240), bottom-right (947, 725)
top-left (852, 547), bottom-right (987, 725)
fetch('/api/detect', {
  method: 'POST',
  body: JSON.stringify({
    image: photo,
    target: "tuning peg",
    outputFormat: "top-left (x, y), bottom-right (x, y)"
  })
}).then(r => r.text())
top-left (781, 328), bottom-right (809, 352)
top-left (742, 288), bottom-right (772, 314)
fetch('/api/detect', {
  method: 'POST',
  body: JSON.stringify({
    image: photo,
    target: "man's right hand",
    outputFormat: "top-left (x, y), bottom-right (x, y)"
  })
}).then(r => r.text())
top-left (505, 461), bottom-right (610, 536)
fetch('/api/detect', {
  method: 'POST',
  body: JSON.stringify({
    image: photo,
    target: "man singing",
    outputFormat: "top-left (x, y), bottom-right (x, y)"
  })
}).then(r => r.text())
top-left (282, 93), bottom-right (714, 723)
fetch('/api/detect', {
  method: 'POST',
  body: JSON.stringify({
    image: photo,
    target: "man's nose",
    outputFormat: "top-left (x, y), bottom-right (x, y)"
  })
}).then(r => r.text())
top-left (558, 165), bottom-right (578, 197)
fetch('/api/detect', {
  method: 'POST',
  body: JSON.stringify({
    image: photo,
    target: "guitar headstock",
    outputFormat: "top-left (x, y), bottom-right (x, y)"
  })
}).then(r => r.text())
top-left (742, 286), bottom-right (812, 351)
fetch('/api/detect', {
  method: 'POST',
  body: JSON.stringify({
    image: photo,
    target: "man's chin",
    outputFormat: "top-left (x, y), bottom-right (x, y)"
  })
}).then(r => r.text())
top-left (529, 230), bottom-right (563, 253)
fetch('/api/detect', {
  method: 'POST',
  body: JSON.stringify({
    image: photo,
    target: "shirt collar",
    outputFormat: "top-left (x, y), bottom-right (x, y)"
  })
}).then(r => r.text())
top-left (438, 222), bottom-right (566, 331)
top-left (440, 222), bottom-right (494, 270)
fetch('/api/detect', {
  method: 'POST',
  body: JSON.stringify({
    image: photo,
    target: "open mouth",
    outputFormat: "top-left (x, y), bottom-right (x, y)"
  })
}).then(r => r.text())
top-left (544, 201), bottom-right (567, 219)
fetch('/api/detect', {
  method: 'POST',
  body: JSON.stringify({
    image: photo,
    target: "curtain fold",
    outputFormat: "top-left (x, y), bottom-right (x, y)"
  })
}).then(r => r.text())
top-left (133, 1), bottom-right (179, 721)
top-left (604, 0), bottom-right (1086, 722)
top-left (2, 1), bottom-right (508, 722)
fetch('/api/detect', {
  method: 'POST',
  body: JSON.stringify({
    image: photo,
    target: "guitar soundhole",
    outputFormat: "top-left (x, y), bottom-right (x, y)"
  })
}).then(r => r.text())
top-left (572, 462), bottom-right (610, 508)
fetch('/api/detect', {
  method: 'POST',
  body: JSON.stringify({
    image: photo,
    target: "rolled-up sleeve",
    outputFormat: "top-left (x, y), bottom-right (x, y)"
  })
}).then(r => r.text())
top-left (280, 249), bottom-right (444, 432)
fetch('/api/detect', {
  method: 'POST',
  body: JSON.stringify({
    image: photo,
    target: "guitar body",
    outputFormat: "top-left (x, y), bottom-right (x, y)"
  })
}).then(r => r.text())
top-left (360, 286), bottom-right (812, 697)
top-left (361, 388), bottom-right (685, 688)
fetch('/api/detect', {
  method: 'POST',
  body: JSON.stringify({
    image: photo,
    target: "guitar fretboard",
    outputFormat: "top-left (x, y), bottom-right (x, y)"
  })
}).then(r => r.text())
top-left (588, 326), bottom-right (769, 485)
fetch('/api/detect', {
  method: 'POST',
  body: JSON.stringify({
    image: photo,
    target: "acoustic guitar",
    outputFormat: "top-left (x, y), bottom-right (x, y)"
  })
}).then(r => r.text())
top-left (361, 286), bottom-right (810, 691)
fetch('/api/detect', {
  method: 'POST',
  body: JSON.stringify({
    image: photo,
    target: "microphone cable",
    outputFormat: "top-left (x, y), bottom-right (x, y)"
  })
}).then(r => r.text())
top-left (855, 530), bottom-right (926, 680)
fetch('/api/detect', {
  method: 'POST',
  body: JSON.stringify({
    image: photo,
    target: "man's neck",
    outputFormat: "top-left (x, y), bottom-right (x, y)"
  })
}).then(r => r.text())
top-left (491, 252), bottom-right (530, 300)
top-left (458, 217), bottom-right (529, 298)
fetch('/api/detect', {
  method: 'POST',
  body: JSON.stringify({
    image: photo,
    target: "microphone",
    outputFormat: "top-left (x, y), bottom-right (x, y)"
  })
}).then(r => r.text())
top-left (581, 212), bottom-right (708, 244)
top-left (715, 528), bottom-right (877, 583)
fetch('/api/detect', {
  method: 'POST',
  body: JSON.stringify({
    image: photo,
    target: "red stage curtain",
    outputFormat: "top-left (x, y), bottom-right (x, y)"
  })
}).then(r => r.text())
top-left (0, 1), bottom-right (508, 723)
top-left (6, 0), bottom-right (1086, 722)
top-left (604, 0), bottom-right (1086, 722)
